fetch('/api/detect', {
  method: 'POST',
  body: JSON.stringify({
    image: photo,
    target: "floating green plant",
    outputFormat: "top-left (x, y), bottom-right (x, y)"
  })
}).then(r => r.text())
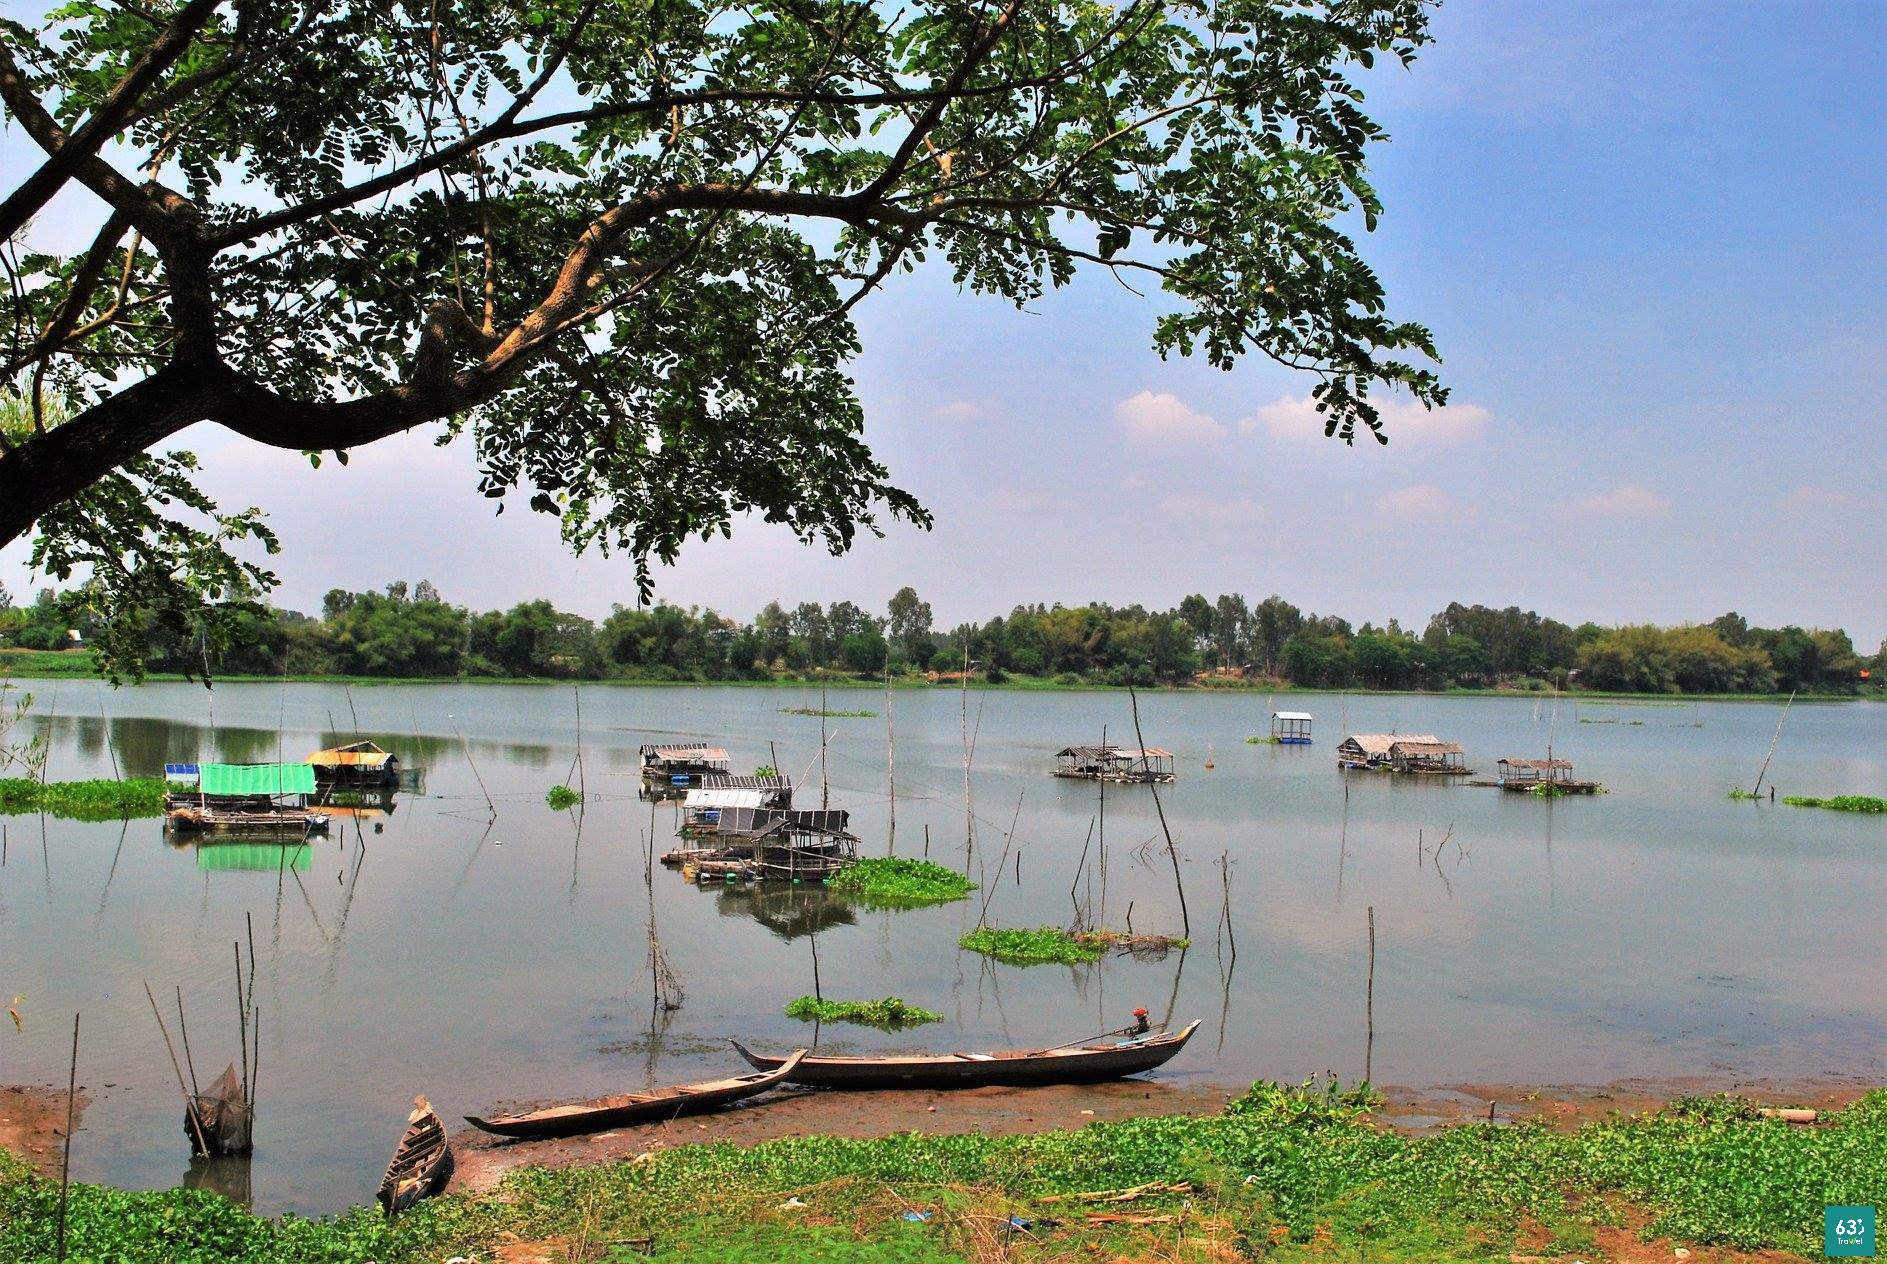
top-left (960, 926), bottom-right (1106, 965)
top-left (1727, 787), bottom-right (1761, 801)
top-left (545, 784), bottom-right (581, 809)
top-left (783, 996), bottom-right (943, 1028)
top-left (1782, 794), bottom-right (1885, 813)
top-left (1245, 735), bottom-right (1280, 745)
top-left (0, 777), bottom-right (165, 820)
top-left (827, 857), bottom-right (976, 906)
top-left (780, 706), bottom-right (877, 718)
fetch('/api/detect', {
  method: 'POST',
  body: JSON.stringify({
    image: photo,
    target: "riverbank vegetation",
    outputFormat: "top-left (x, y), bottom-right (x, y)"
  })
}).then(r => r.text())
top-left (783, 996), bottom-right (943, 1029)
top-left (0, 777), bottom-right (165, 820)
top-left (827, 859), bottom-right (976, 907)
top-left (3, 1085), bottom-right (1881, 1262)
top-left (5, 584), bottom-right (1880, 697)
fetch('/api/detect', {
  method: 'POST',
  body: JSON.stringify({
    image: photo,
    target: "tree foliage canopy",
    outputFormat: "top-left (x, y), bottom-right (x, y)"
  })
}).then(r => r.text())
top-left (0, 0), bottom-right (1443, 678)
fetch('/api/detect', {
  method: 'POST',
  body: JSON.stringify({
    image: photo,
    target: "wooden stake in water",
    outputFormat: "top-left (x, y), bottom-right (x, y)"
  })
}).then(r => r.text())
top-left (56, 1012), bottom-right (78, 1262)
top-left (1128, 684), bottom-right (1189, 936)
top-left (1751, 689), bottom-right (1796, 797)
top-left (1365, 905), bottom-right (1376, 1085)
top-left (884, 644), bottom-right (897, 856)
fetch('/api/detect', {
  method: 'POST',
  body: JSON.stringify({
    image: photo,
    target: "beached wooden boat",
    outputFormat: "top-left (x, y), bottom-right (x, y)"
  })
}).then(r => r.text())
top-left (732, 1021), bottom-right (1201, 1090)
top-left (464, 1050), bottom-right (808, 1140)
top-left (378, 1096), bottom-right (453, 1213)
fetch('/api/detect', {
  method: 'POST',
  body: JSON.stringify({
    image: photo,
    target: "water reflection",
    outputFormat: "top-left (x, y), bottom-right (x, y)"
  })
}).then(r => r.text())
top-left (182, 1154), bottom-right (253, 1208)
top-left (712, 882), bottom-right (858, 939)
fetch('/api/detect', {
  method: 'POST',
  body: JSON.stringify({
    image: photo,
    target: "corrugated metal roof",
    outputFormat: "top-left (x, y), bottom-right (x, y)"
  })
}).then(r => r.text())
top-left (685, 787), bottom-right (766, 810)
top-left (1056, 745), bottom-right (1174, 760)
top-left (1272, 711), bottom-right (1314, 722)
top-left (644, 744), bottom-right (731, 764)
top-left (716, 807), bottom-right (853, 837)
top-left (1498, 758), bottom-right (1572, 770)
top-left (701, 774), bottom-right (793, 792)
top-left (199, 762), bottom-right (317, 797)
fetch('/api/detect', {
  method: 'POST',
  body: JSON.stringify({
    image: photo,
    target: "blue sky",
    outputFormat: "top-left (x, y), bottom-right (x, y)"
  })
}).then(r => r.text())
top-left (4, 1), bottom-right (1883, 645)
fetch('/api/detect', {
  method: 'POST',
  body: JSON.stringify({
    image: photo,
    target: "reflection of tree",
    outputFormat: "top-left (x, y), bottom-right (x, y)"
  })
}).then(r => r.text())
top-left (715, 883), bottom-right (857, 940)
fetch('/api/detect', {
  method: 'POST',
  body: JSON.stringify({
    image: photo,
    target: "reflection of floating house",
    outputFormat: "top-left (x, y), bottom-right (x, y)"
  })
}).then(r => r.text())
top-left (1337, 735), bottom-right (1472, 775)
top-left (166, 763), bottom-right (331, 835)
top-left (1052, 745), bottom-right (1176, 784)
top-left (307, 739), bottom-right (400, 787)
top-left (1494, 758), bottom-right (1599, 793)
top-left (639, 743), bottom-right (732, 789)
top-left (690, 807), bottom-right (859, 881)
top-left (192, 841), bottom-right (314, 872)
top-left (699, 773), bottom-right (794, 809)
top-left (1271, 711), bottom-right (1314, 744)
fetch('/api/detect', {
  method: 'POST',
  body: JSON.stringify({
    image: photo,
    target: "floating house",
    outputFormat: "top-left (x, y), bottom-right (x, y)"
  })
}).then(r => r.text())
top-left (680, 785), bottom-right (770, 836)
top-left (1270, 711), bottom-right (1314, 744)
top-left (306, 739), bottom-right (400, 787)
top-left (639, 743), bottom-right (733, 790)
top-left (1052, 745), bottom-right (1177, 784)
top-left (691, 807), bottom-right (859, 881)
top-left (1388, 739), bottom-right (1471, 775)
top-left (1335, 734), bottom-right (1403, 769)
top-left (1336, 734), bottom-right (1472, 775)
top-left (1494, 758), bottom-right (1600, 794)
top-left (165, 762), bottom-right (331, 835)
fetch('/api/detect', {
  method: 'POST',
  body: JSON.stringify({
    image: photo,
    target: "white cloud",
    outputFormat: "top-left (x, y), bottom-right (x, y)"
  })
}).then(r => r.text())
top-left (1115, 391), bottom-right (1226, 443)
top-left (932, 400), bottom-right (987, 421)
top-left (1577, 484), bottom-right (1669, 516)
top-left (1244, 393), bottom-right (1490, 444)
top-left (1377, 484), bottom-right (1477, 523)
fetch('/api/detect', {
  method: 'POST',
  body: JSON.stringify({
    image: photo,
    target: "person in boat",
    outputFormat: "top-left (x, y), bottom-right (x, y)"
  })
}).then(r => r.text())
top-left (1128, 1007), bottom-right (1151, 1036)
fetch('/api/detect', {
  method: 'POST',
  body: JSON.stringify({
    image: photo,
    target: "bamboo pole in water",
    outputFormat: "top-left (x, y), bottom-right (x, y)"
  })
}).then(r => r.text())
top-left (1128, 684), bottom-right (1188, 937)
top-left (1751, 690), bottom-right (1796, 797)
top-left (1365, 906), bottom-right (1376, 1085)
top-left (56, 1012), bottom-right (77, 1263)
top-left (884, 645), bottom-right (896, 855)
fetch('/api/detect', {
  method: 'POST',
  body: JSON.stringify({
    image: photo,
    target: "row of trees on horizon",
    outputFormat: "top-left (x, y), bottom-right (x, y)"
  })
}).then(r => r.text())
top-left (1, 582), bottom-right (1879, 696)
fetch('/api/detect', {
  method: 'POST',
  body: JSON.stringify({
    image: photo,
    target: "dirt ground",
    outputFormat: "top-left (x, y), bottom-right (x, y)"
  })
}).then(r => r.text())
top-left (0, 1083), bottom-right (89, 1178)
top-left (446, 1071), bottom-right (1877, 1195)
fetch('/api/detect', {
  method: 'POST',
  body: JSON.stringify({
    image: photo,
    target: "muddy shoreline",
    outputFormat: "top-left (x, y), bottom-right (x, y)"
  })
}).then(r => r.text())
top-left (445, 1072), bottom-right (1877, 1195)
top-left (0, 1084), bottom-right (90, 1179)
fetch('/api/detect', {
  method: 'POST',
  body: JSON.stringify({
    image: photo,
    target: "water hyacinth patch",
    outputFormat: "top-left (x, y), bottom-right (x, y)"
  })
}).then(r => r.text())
top-left (958, 926), bottom-right (1106, 965)
top-left (1782, 794), bottom-right (1885, 813)
top-left (828, 858), bottom-right (976, 906)
top-left (783, 996), bottom-right (944, 1029)
top-left (546, 784), bottom-right (582, 809)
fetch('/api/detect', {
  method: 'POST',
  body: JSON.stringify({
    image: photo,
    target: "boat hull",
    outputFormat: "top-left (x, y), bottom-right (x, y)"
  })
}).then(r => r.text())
top-left (465, 1051), bottom-right (806, 1139)
top-left (733, 1021), bottom-right (1200, 1090)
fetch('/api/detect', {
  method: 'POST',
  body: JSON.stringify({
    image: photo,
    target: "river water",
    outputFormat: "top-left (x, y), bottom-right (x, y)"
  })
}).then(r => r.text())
top-left (1, 681), bottom-right (1882, 1214)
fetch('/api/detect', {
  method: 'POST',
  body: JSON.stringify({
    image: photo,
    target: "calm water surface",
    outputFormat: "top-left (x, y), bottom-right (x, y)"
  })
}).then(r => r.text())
top-left (1, 681), bottom-right (1883, 1214)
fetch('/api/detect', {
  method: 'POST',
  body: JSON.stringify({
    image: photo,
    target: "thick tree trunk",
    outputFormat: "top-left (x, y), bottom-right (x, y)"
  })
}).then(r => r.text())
top-left (0, 366), bottom-right (210, 548)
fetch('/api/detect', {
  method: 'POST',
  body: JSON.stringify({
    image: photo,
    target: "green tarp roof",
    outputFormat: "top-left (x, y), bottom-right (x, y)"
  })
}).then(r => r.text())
top-left (198, 762), bottom-right (317, 797)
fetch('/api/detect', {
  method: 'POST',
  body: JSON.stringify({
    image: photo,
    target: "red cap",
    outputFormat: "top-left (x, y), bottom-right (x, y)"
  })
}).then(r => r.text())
top-left (1132, 1007), bottom-right (1149, 1017)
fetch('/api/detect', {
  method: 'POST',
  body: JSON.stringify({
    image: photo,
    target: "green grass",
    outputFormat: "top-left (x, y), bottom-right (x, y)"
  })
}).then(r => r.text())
top-left (0, 777), bottom-right (166, 820)
top-left (783, 995), bottom-right (944, 1029)
top-left (1782, 794), bottom-right (1885, 813)
top-left (5, 1087), bottom-right (1880, 1263)
top-left (827, 858), bottom-right (976, 906)
top-left (546, 784), bottom-right (582, 810)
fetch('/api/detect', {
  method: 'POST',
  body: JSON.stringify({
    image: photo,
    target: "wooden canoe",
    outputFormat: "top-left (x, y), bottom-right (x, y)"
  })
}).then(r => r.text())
top-left (731, 1021), bottom-right (1202, 1090)
top-left (378, 1096), bottom-right (453, 1213)
top-left (463, 1049), bottom-right (808, 1140)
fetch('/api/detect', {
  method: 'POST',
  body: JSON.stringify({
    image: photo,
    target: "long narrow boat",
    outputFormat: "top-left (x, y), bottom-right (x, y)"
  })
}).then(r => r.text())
top-left (731, 1021), bottom-right (1202, 1090)
top-left (463, 1049), bottom-right (808, 1140)
top-left (378, 1096), bottom-right (453, 1213)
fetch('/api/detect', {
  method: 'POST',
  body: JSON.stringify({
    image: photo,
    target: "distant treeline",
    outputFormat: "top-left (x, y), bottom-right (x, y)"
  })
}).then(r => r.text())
top-left (0, 582), bottom-right (1880, 695)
